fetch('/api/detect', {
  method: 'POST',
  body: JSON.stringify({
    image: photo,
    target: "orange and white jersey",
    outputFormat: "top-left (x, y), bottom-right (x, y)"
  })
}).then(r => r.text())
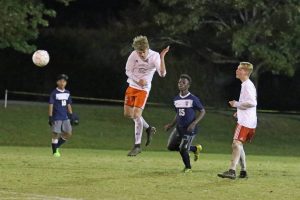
top-left (235, 79), bottom-right (257, 128)
top-left (125, 49), bottom-right (166, 92)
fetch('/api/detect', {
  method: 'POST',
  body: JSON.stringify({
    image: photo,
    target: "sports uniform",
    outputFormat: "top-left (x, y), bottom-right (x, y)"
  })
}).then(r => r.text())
top-left (125, 49), bottom-right (166, 109)
top-left (167, 92), bottom-right (204, 169)
top-left (49, 88), bottom-right (72, 134)
top-left (125, 49), bottom-right (166, 150)
top-left (233, 79), bottom-right (257, 143)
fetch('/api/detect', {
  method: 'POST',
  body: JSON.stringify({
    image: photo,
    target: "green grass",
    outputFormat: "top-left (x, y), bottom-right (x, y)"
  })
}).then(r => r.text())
top-left (0, 146), bottom-right (299, 200)
top-left (0, 103), bottom-right (299, 156)
top-left (0, 103), bottom-right (300, 199)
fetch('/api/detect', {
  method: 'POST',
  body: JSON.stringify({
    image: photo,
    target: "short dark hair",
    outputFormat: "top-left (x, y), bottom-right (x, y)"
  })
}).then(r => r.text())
top-left (180, 74), bottom-right (192, 84)
top-left (56, 74), bottom-right (69, 81)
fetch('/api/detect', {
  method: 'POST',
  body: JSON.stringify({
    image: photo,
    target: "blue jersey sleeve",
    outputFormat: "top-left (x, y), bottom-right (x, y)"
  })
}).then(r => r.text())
top-left (67, 94), bottom-right (72, 105)
top-left (193, 96), bottom-right (204, 111)
top-left (49, 92), bottom-right (55, 104)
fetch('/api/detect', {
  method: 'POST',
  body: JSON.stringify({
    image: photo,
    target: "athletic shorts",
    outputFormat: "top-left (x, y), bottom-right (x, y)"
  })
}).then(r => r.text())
top-left (52, 120), bottom-right (72, 134)
top-left (124, 86), bottom-right (148, 109)
top-left (167, 127), bottom-right (196, 151)
top-left (233, 123), bottom-right (256, 143)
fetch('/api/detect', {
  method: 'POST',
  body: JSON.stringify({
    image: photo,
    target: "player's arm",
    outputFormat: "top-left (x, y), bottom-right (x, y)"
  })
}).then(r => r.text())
top-left (187, 109), bottom-right (206, 132)
top-left (157, 46), bottom-right (170, 77)
top-left (48, 104), bottom-right (53, 117)
top-left (229, 85), bottom-right (257, 110)
top-left (67, 104), bottom-right (73, 114)
top-left (164, 114), bottom-right (177, 131)
top-left (48, 104), bottom-right (54, 126)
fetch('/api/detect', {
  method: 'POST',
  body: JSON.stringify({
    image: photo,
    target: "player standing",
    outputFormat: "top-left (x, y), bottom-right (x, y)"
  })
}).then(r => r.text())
top-left (164, 74), bottom-right (206, 173)
top-left (49, 74), bottom-right (75, 157)
top-left (124, 35), bottom-right (169, 156)
top-left (218, 62), bottom-right (257, 179)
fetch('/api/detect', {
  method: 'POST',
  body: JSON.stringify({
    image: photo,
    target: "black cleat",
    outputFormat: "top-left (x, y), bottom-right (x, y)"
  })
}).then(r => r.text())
top-left (127, 146), bottom-right (142, 156)
top-left (145, 126), bottom-right (156, 146)
top-left (239, 170), bottom-right (248, 178)
top-left (217, 169), bottom-right (236, 180)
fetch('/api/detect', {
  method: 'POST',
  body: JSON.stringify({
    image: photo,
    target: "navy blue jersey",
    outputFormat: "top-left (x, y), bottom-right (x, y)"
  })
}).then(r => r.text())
top-left (49, 88), bottom-right (72, 120)
top-left (174, 93), bottom-right (204, 128)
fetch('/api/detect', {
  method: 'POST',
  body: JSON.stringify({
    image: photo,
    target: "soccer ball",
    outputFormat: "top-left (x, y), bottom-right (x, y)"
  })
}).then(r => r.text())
top-left (32, 50), bottom-right (50, 67)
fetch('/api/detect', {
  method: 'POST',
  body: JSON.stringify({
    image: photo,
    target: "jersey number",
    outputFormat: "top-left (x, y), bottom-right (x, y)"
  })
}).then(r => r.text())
top-left (62, 100), bottom-right (67, 106)
top-left (179, 109), bottom-right (185, 116)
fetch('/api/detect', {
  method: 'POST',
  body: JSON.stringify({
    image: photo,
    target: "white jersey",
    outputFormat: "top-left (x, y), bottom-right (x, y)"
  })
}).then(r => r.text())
top-left (125, 49), bottom-right (166, 92)
top-left (236, 79), bottom-right (257, 128)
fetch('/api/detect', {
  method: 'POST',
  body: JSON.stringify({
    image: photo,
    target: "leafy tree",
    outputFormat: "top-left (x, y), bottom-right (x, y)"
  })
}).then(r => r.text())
top-left (141, 0), bottom-right (300, 85)
top-left (0, 0), bottom-right (74, 53)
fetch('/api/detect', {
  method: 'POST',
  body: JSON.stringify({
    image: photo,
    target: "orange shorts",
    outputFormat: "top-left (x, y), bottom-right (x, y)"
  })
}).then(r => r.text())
top-left (124, 87), bottom-right (148, 109)
top-left (233, 124), bottom-right (256, 143)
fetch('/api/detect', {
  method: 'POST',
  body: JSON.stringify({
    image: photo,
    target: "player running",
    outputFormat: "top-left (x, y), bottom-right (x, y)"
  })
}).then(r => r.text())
top-left (49, 74), bottom-right (76, 157)
top-left (164, 74), bottom-right (206, 173)
top-left (218, 62), bottom-right (257, 179)
top-left (124, 35), bottom-right (169, 156)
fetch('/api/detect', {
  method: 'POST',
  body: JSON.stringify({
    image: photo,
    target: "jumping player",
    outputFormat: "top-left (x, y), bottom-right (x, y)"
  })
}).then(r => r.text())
top-left (49, 74), bottom-right (75, 157)
top-left (124, 35), bottom-right (169, 156)
top-left (164, 74), bottom-right (206, 173)
top-left (218, 62), bottom-right (257, 179)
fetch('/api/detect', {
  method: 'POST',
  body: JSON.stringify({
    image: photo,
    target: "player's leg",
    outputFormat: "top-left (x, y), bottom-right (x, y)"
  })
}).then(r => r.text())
top-left (167, 128), bottom-right (181, 151)
top-left (239, 145), bottom-right (247, 178)
top-left (218, 124), bottom-right (247, 179)
top-left (57, 120), bottom-right (72, 150)
top-left (179, 132), bottom-right (194, 172)
top-left (127, 107), bottom-right (143, 156)
top-left (187, 128), bottom-right (202, 161)
top-left (51, 121), bottom-right (62, 157)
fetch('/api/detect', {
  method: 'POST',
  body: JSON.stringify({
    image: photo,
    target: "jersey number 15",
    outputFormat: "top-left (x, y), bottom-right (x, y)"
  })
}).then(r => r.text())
top-left (179, 109), bottom-right (185, 116)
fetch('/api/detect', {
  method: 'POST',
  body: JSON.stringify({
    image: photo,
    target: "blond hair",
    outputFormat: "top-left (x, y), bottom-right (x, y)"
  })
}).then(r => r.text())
top-left (239, 62), bottom-right (254, 75)
top-left (132, 35), bottom-right (149, 51)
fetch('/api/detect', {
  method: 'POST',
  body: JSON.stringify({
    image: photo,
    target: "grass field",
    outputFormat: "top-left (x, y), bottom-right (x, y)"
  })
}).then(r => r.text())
top-left (1, 147), bottom-right (300, 200)
top-left (0, 102), bottom-right (300, 199)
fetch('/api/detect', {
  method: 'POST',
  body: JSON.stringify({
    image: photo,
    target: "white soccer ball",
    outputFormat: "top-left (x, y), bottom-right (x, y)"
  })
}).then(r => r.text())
top-left (32, 50), bottom-right (50, 67)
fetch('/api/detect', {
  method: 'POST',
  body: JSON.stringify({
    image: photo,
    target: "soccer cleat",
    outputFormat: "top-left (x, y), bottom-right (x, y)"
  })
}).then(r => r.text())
top-left (145, 126), bottom-right (156, 146)
top-left (217, 169), bottom-right (236, 179)
top-left (53, 148), bottom-right (61, 157)
top-left (182, 168), bottom-right (192, 173)
top-left (239, 170), bottom-right (248, 178)
top-left (127, 147), bottom-right (142, 156)
top-left (194, 144), bottom-right (203, 161)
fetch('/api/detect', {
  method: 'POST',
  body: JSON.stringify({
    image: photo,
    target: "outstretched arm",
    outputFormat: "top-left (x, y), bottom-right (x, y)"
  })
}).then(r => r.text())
top-left (158, 46), bottom-right (170, 77)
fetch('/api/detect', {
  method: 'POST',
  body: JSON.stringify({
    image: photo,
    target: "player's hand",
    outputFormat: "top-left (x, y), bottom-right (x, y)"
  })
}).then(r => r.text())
top-left (229, 100), bottom-right (237, 107)
top-left (233, 112), bottom-right (237, 119)
top-left (48, 116), bottom-right (54, 126)
top-left (164, 124), bottom-right (173, 132)
top-left (160, 46), bottom-right (170, 58)
top-left (137, 79), bottom-right (147, 87)
top-left (187, 122), bottom-right (196, 132)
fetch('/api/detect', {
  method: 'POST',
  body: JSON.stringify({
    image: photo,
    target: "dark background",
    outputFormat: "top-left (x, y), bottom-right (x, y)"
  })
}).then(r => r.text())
top-left (0, 0), bottom-right (299, 110)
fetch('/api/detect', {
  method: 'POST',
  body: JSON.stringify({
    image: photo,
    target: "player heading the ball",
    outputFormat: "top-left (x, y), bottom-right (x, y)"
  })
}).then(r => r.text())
top-left (124, 35), bottom-right (170, 156)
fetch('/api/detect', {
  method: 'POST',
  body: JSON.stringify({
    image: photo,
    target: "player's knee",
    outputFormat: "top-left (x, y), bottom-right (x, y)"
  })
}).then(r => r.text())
top-left (132, 112), bottom-right (141, 119)
top-left (179, 143), bottom-right (188, 153)
top-left (167, 144), bottom-right (178, 151)
top-left (124, 112), bottom-right (132, 118)
top-left (64, 132), bottom-right (72, 139)
top-left (232, 140), bottom-right (241, 149)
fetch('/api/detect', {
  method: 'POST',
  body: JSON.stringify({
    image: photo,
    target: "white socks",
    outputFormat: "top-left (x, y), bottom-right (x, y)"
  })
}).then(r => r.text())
top-left (230, 142), bottom-right (242, 171)
top-left (240, 145), bottom-right (246, 171)
top-left (134, 117), bottom-right (143, 145)
top-left (140, 116), bottom-right (149, 129)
